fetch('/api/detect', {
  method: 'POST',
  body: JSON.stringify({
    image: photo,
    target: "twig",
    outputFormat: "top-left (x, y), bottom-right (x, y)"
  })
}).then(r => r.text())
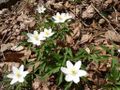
top-left (113, 7), bottom-right (118, 23)
top-left (91, 4), bottom-right (118, 33)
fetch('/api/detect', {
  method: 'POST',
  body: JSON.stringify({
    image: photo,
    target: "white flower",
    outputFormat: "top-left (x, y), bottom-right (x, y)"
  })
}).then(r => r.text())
top-left (118, 49), bottom-right (120, 53)
top-left (7, 65), bottom-right (29, 85)
top-left (61, 60), bottom-right (87, 84)
top-left (41, 28), bottom-right (54, 38)
top-left (65, 13), bottom-right (73, 20)
top-left (36, 5), bottom-right (46, 14)
top-left (27, 31), bottom-right (46, 46)
top-left (52, 12), bottom-right (72, 23)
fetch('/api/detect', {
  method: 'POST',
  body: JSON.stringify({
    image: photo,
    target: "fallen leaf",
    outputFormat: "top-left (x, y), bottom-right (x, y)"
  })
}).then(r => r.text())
top-left (105, 30), bottom-right (120, 42)
top-left (85, 47), bottom-right (91, 54)
top-left (66, 35), bottom-right (74, 44)
top-left (80, 33), bottom-right (92, 44)
top-left (10, 45), bottom-right (24, 51)
top-left (1, 43), bottom-right (13, 52)
top-left (20, 49), bottom-right (31, 60)
top-left (82, 5), bottom-right (95, 18)
top-left (71, 22), bottom-right (81, 39)
top-left (0, 62), bottom-right (20, 72)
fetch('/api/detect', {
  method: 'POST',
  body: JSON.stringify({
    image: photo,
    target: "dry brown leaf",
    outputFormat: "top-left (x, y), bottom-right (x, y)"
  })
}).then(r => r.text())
top-left (66, 35), bottom-right (74, 44)
top-left (85, 47), bottom-right (91, 54)
top-left (105, 30), bottom-right (120, 42)
top-left (71, 23), bottom-right (81, 39)
top-left (20, 49), bottom-right (31, 60)
top-left (82, 5), bottom-right (95, 18)
top-left (104, 0), bottom-right (113, 6)
top-left (1, 43), bottom-right (13, 52)
top-left (53, 2), bottom-right (63, 9)
top-left (80, 33), bottom-right (92, 44)
top-left (10, 45), bottom-right (24, 51)
top-left (0, 62), bottom-right (20, 72)
top-left (32, 78), bottom-right (49, 90)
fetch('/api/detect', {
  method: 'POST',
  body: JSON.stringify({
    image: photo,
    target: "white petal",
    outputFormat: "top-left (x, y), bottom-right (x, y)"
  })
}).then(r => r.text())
top-left (78, 70), bottom-right (87, 77)
top-left (22, 71), bottom-right (29, 77)
top-left (61, 67), bottom-right (68, 74)
top-left (19, 65), bottom-right (24, 72)
top-left (7, 74), bottom-right (14, 78)
top-left (56, 12), bottom-right (60, 16)
top-left (73, 76), bottom-right (80, 84)
top-left (27, 33), bottom-right (33, 38)
top-left (44, 28), bottom-right (48, 32)
top-left (18, 78), bottom-right (24, 82)
top-left (66, 61), bottom-right (73, 68)
top-left (48, 28), bottom-right (52, 32)
top-left (12, 66), bottom-right (19, 74)
top-left (34, 31), bottom-right (38, 35)
top-left (10, 79), bottom-right (18, 85)
top-left (39, 32), bottom-right (46, 40)
top-left (65, 75), bottom-right (73, 82)
top-left (74, 61), bottom-right (81, 70)
top-left (35, 41), bottom-right (41, 46)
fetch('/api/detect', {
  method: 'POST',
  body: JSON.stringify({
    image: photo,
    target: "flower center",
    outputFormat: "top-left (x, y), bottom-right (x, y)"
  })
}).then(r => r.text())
top-left (45, 32), bottom-right (49, 36)
top-left (70, 68), bottom-right (77, 76)
top-left (34, 35), bottom-right (39, 40)
top-left (16, 71), bottom-right (21, 78)
top-left (57, 16), bottom-right (63, 20)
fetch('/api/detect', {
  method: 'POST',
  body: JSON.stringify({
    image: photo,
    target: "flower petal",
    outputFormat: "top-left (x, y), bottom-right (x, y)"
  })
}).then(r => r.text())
top-left (22, 71), bottom-right (29, 77)
top-left (12, 66), bottom-right (18, 74)
top-left (66, 61), bottom-right (73, 68)
top-left (19, 65), bottom-right (24, 72)
top-left (34, 31), bottom-right (38, 35)
top-left (10, 79), bottom-right (18, 85)
top-left (27, 33), bottom-right (33, 38)
top-left (18, 78), bottom-right (24, 83)
top-left (74, 61), bottom-right (81, 70)
top-left (7, 74), bottom-right (14, 78)
top-left (72, 76), bottom-right (80, 84)
top-left (61, 67), bottom-right (68, 74)
top-left (78, 70), bottom-right (87, 77)
top-left (65, 75), bottom-right (73, 82)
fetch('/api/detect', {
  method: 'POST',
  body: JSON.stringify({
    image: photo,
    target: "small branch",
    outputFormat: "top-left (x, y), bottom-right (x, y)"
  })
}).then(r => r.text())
top-left (113, 7), bottom-right (118, 23)
top-left (91, 4), bottom-right (117, 33)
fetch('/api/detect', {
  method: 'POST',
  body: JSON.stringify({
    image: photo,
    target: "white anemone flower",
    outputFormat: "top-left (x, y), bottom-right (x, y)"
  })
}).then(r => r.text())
top-left (65, 13), bottom-right (73, 20)
top-left (118, 49), bottom-right (120, 53)
top-left (36, 5), bottom-right (46, 14)
top-left (61, 60), bottom-right (87, 84)
top-left (7, 65), bottom-right (29, 85)
top-left (41, 28), bottom-right (54, 38)
top-left (27, 31), bottom-right (46, 46)
top-left (52, 12), bottom-right (72, 23)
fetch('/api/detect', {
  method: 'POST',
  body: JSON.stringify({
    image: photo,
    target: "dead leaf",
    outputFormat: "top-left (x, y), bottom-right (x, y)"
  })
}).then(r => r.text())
top-left (82, 5), bottom-right (95, 18)
top-left (10, 45), bottom-right (24, 51)
top-left (20, 49), bottom-right (31, 60)
top-left (105, 30), bottom-right (120, 42)
top-left (0, 62), bottom-right (20, 72)
top-left (32, 77), bottom-right (49, 90)
top-left (1, 43), bottom-right (13, 52)
top-left (66, 35), bottom-right (74, 44)
top-left (71, 22), bottom-right (81, 39)
top-left (80, 33), bottom-right (92, 44)
top-left (85, 47), bottom-right (91, 54)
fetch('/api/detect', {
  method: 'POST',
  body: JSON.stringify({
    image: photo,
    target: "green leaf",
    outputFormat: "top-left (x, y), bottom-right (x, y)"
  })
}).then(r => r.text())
top-left (58, 72), bottom-right (63, 86)
top-left (65, 82), bottom-right (73, 90)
